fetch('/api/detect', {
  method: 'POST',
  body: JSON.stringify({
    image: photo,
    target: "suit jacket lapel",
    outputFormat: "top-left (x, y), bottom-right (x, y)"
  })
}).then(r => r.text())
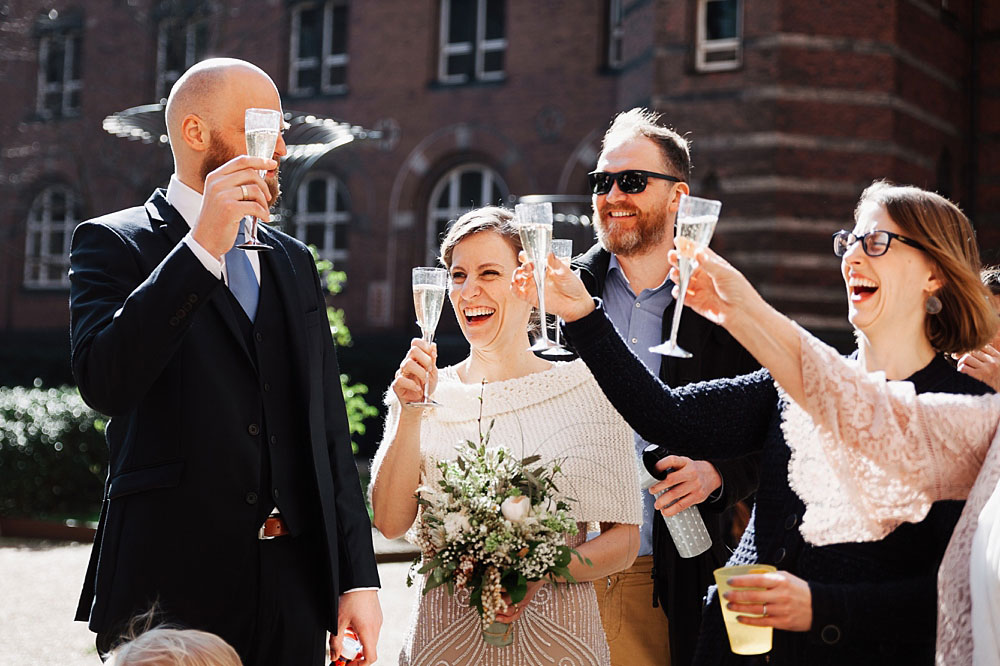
top-left (146, 191), bottom-right (254, 364)
top-left (259, 227), bottom-right (310, 391)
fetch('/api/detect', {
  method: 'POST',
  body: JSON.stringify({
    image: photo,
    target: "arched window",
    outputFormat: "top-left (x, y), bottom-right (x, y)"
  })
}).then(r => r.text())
top-left (290, 172), bottom-right (351, 265)
top-left (426, 164), bottom-right (507, 259)
top-left (24, 185), bottom-right (79, 288)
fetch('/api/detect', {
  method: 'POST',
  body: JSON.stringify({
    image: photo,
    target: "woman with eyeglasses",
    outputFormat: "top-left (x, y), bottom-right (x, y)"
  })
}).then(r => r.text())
top-left (514, 181), bottom-right (995, 665)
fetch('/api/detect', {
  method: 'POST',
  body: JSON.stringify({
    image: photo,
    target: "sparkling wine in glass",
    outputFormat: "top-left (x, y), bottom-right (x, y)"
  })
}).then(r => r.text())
top-left (650, 195), bottom-right (722, 358)
top-left (236, 108), bottom-right (282, 251)
top-left (409, 267), bottom-right (448, 407)
top-left (540, 238), bottom-right (574, 357)
top-left (516, 202), bottom-right (555, 351)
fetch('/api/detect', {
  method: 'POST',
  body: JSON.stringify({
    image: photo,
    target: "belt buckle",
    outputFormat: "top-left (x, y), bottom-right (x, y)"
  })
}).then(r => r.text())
top-left (258, 515), bottom-right (280, 540)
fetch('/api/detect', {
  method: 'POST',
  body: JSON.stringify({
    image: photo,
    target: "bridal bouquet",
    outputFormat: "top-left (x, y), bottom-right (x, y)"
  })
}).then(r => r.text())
top-left (409, 409), bottom-right (587, 644)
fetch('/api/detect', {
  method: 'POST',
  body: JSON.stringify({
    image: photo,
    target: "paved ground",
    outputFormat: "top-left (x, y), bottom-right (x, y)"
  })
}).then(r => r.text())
top-left (0, 537), bottom-right (419, 665)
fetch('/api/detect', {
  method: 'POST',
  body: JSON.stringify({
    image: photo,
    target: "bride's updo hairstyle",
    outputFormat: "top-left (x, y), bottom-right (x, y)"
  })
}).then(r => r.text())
top-left (855, 181), bottom-right (996, 354)
top-left (439, 206), bottom-right (521, 269)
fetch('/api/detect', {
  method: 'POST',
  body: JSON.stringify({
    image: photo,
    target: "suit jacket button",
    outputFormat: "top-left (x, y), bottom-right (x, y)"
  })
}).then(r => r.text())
top-left (188, 293), bottom-right (198, 303)
top-left (774, 546), bottom-right (787, 563)
top-left (785, 514), bottom-right (798, 530)
top-left (169, 316), bottom-right (179, 326)
top-left (245, 492), bottom-right (258, 505)
top-left (248, 424), bottom-right (260, 436)
top-left (255, 332), bottom-right (263, 343)
top-left (263, 382), bottom-right (270, 392)
top-left (270, 435), bottom-right (277, 445)
top-left (821, 624), bottom-right (841, 644)
top-left (273, 488), bottom-right (280, 499)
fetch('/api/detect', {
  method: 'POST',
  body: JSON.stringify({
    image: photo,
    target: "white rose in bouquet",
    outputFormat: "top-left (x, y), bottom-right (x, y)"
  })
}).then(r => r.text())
top-left (500, 495), bottom-right (530, 523)
top-left (443, 511), bottom-right (472, 538)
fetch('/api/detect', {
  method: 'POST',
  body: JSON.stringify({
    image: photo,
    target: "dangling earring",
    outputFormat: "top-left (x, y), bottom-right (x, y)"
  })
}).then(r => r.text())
top-left (925, 294), bottom-right (942, 315)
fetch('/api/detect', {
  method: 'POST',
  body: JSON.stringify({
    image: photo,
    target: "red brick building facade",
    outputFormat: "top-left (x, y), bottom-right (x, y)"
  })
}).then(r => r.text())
top-left (0, 0), bottom-right (996, 384)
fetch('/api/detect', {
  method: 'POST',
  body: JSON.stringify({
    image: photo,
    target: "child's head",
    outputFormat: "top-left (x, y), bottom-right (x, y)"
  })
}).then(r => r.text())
top-left (108, 625), bottom-right (242, 666)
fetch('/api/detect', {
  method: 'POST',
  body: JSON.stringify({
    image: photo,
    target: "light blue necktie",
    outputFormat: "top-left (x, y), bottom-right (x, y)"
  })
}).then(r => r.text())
top-left (225, 227), bottom-right (259, 321)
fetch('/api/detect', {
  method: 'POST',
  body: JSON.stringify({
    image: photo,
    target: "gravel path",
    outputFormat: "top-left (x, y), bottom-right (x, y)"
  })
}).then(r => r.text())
top-left (0, 537), bottom-right (418, 665)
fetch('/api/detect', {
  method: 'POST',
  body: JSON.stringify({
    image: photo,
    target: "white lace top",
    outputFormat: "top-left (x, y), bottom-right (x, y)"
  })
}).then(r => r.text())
top-left (782, 324), bottom-right (1000, 666)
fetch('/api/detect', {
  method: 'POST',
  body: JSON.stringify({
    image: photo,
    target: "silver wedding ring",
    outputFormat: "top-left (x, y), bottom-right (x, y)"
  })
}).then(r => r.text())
top-left (240, 184), bottom-right (249, 201)
top-left (762, 602), bottom-right (768, 617)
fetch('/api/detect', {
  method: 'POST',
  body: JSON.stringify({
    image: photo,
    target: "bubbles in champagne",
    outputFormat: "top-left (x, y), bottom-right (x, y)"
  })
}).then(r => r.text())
top-left (246, 128), bottom-right (280, 160)
top-left (413, 284), bottom-right (447, 339)
top-left (518, 223), bottom-right (552, 267)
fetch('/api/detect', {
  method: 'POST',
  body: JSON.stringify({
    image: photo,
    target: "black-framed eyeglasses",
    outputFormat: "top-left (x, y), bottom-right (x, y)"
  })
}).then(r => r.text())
top-left (832, 229), bottom-right (927, 258)
top-left (588, 169), bottom-right (683, 195)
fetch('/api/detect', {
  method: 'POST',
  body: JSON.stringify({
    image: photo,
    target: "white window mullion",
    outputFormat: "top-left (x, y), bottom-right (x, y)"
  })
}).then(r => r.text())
top-left (36, 35), bottom-right (49, 115)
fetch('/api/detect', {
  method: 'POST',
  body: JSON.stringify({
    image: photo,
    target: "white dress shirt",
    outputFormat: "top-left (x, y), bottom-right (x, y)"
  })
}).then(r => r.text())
top-left (165, 175), bottom-right (261, 285)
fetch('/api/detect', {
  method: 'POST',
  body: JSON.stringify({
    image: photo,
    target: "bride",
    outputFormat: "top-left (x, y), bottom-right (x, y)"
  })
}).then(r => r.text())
top-left (369, 206), bottom-right (642, 666)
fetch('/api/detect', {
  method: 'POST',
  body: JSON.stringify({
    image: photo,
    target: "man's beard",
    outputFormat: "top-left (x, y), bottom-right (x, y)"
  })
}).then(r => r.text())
top-left (593, 198), bottom-right (670, 256)
top-left (199, 136), bottom-right (281, 205)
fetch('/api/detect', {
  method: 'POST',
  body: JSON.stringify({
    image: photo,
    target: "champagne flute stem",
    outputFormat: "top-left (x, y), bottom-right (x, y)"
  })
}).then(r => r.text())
top-left (536, 266), bottom-right (550, 345)
top-left (422, 329), bottom-right (434, 403)
top-left (666, 276), bottom-right (688, 347)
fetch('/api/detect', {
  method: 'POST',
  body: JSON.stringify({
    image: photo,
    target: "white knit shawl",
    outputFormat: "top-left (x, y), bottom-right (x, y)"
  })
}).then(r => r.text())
top-left (373, 359), bottom-right (643, 529)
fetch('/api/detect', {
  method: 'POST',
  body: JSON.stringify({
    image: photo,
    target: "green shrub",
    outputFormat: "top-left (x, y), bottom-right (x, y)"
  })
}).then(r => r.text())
top-left (0, 382), bottom-right (107, 520)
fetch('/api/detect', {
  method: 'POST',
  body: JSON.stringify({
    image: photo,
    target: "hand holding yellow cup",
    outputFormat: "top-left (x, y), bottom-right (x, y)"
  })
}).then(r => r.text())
top-left (714, 564), bottom-right (777, 655)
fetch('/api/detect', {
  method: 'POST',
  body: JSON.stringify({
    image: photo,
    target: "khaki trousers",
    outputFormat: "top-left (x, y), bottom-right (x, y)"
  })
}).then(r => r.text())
top-left (593, 555), bottom-right (671, 666)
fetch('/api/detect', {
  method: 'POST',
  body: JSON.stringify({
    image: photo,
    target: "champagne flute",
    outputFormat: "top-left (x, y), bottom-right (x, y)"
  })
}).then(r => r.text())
top-left (516, 202), bottom-right (555, 351)
top-left (409, 267), bottom-right (448, 407)
top-left (649, 194), bottom-right (722, 357)
top-left (540, 238), bottom-right (574, 357)
top-left (236, 107), bottom-right (282, 251)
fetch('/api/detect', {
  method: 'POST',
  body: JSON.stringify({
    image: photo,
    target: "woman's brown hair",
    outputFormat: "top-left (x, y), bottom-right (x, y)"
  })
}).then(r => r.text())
top-left (856, 181), bottom-right (997, 353)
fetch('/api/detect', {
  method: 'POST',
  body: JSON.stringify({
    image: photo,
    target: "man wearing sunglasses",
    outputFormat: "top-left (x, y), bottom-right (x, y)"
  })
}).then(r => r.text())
top-left (572, 109), bottom-right (761, 666)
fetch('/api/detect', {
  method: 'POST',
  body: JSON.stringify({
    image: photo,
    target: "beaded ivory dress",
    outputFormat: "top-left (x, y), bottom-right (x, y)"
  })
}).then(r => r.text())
top-left (781, 324), bottom-right (1000, 665)
top-left (372, 359), bottom-right (643, 666)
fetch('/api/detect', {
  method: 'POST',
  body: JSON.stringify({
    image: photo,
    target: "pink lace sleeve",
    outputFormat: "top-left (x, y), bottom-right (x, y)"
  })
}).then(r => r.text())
top-left (783, 323), bottom-right (999, 546)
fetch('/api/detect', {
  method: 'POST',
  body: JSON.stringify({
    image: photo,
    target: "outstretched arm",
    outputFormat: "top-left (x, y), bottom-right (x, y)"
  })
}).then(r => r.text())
top-left (513, 253), bottom-right (776, 461)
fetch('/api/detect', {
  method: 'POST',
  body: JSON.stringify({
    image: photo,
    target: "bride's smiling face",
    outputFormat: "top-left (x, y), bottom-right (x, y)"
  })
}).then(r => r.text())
top-left (447, 231), bottom-right (533, 353)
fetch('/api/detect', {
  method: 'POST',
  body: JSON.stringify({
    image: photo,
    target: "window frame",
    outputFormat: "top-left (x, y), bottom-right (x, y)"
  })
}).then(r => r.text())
top-left (606, 0), bottom-right (625, 70)
top-left (695, 0), bottom-right (743, 73)
top-left (289, 0), bottom-right (350, 97)
top-left (426, 163), bottom-right (508, 261)
top-left (290, 172), bottom-right (352, 265)
top-left (437, 0), bottom-right (507, 85)
top-left (23, 185), bottom-right (79, 289)
top-left (36, 30), bottom-right (81, 118)
top-left (155, 14), bottom-right (209, 101)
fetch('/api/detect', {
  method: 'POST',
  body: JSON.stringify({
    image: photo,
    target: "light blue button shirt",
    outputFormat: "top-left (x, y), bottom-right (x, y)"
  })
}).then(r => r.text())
top-left (602, 255), bottom-right (675, 557)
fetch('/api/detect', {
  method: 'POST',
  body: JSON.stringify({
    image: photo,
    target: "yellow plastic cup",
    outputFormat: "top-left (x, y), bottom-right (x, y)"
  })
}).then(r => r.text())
top-left (713, 564), bottom-right (777, 655)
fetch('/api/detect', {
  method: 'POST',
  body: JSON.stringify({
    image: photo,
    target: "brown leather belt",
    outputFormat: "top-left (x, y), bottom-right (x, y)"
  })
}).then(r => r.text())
top-left (258, 515), bottom-right (290, 540)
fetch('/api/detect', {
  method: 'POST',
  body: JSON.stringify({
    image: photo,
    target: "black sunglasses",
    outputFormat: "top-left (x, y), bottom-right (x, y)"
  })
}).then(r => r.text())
top-left (832, 229), bottom-right (927, 258)
top-left (588, 169), bottom-right (683, 195)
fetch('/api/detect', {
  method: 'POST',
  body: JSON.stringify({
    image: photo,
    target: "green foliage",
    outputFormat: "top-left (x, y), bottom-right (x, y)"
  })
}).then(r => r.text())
top-left (0, 382), bottom-right (106, 519)
top-left (310, 247), bottom-right (379, 454)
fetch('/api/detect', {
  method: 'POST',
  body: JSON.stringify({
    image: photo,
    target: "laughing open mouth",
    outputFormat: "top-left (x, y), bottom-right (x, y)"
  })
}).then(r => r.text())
top-left (848, 276), bottom-right (878, 300)
top-left (463, 306), bottom-right (496, 323)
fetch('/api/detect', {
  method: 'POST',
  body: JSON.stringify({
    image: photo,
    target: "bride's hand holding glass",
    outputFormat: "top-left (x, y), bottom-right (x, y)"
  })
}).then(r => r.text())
top-left (391, 339), bottom-right (438, 410)
top-left (512, 251), bottom-right (595, 323)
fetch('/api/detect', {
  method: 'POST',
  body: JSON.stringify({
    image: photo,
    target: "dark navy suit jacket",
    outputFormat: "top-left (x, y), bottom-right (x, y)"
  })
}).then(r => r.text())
top-left (69, 190), bottom-right (378, 642)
